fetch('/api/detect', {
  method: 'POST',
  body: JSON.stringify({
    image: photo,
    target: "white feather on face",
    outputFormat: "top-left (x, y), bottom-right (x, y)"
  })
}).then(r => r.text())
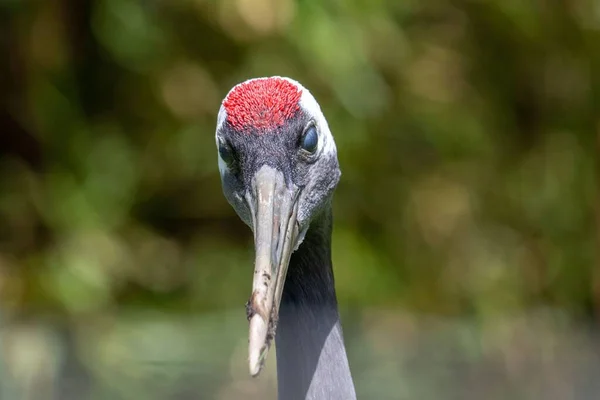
top-left (215, 76), bottom-right (337, 179)
top-left (279, 77), bottom-right (337, 159)
top-left (215, 103), bottom-right (229, 177)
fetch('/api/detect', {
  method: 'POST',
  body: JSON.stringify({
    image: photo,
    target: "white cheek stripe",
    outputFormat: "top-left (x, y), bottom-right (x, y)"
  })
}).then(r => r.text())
top-left (215, 76), bottom-right (337, 178)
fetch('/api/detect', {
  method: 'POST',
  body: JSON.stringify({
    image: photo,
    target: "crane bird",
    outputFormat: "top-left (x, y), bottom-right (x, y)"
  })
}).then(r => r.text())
top-left (215, 77), bottom-right (357, 399)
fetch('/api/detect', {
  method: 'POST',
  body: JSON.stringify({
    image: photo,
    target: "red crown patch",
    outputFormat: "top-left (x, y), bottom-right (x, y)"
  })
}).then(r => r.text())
top-left (223, 77), bottom-right (302, 133)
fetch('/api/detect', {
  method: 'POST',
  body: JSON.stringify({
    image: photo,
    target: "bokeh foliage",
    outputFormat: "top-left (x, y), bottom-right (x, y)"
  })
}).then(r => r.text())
top-left (0, 0), bottom-right (598, 399)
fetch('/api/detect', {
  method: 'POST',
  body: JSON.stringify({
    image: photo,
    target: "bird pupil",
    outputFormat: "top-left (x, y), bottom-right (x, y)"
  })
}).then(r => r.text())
top-left (219, 142), bottom-right (235, 166)
top-left (301, 127), bottom-right (318, 153)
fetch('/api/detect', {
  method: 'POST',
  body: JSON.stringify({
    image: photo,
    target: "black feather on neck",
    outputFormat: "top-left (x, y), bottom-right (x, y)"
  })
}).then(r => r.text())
top-left (276, 206), bottom-right (356, 400)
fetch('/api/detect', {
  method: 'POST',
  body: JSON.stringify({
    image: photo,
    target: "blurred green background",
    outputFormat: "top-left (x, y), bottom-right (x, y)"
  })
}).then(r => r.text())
top-left (0, 0), bottom-right (598, 399)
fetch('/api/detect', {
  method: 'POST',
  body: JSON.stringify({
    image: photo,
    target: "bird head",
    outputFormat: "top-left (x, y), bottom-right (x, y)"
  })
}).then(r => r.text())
top-left (215, 76), bottom-right (341, 376)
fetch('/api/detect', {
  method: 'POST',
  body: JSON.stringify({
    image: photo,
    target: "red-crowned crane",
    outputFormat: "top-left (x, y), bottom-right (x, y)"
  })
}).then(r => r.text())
top-left (215, 77), bottom-right (357, 400)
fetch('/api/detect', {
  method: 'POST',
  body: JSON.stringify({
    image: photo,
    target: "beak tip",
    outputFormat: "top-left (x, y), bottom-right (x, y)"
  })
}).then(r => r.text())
top-left (248, 345), bottom-right (264, 377)
top-left (249, 362), bottom-right (262, 377)
top-left (248, 314), bottom-right (268, 377)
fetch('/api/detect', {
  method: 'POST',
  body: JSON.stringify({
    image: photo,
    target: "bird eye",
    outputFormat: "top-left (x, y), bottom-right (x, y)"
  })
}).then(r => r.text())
top-left (300, 126), bottom-right (318, 154)
top-left (218, 141), bottom-right (236, 167)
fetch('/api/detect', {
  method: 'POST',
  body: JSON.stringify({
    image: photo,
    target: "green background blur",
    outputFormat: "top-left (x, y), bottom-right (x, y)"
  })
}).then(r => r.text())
top-left (0, 0), bottom-right (598, 399)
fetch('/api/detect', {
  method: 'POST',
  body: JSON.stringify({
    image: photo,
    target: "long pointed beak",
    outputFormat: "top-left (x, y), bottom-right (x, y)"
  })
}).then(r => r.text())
top-left (245, 165), bottom-right (299, 377)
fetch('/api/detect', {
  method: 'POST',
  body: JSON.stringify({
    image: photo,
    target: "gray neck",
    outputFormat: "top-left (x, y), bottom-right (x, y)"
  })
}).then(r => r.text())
top-left (275, 207), bottom-right (356, 400)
